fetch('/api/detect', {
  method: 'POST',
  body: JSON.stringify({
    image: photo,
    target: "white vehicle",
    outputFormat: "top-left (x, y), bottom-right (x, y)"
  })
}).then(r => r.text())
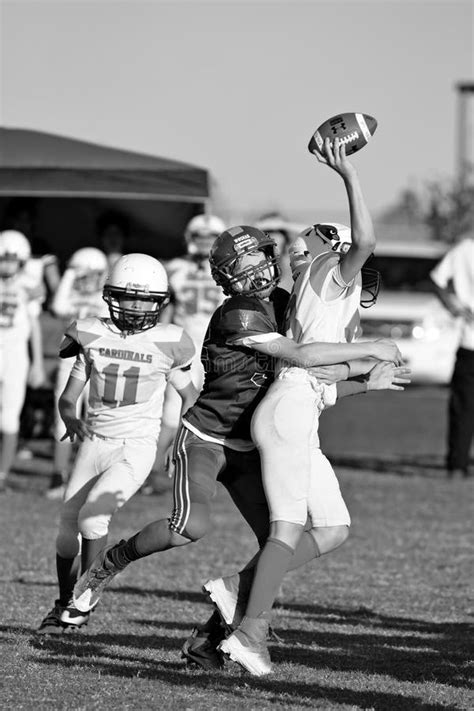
top-left (359, 241), bottom-right (460, 384)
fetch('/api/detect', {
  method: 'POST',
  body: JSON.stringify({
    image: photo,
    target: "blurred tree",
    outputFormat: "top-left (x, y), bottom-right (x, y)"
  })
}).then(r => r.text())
top-left (423, 170), bottom-right (474, 243)
top-left (379, 188), bottom-right (423, 225)
top-left (380, 166), bottom-right (473, 244)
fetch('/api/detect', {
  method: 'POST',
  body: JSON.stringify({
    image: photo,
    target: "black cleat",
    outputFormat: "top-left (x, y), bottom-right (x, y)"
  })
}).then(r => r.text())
top-left (181, 614), bottom-right (226, 670)
top-left (36, 600), bottom-right (66, 635)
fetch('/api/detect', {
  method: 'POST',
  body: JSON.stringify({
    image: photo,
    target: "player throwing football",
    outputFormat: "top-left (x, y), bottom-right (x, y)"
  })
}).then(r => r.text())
top-left (37, 253), bottom-right (197, 634)
top-left (210, 138), bottom-right (410, 676)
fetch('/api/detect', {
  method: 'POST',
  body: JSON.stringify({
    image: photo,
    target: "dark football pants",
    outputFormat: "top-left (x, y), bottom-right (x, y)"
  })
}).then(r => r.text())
top-left (169, 425), bottom-right (270, 544)
top-left (447, 347), bottom-right (474, 472)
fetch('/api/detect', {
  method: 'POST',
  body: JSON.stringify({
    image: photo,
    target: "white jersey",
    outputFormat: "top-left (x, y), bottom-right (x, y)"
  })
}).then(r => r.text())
top-left (166, 258), bottom-right (225, 347)
top-left (285, 252), bottom-right (361, 346)
top-left (430, 237), bottom-right (474, 350)
top-left (60, 317), bottom-right (195, 441)
top-left (0, 270), bottom-right (43, 346)
top-left (277, 251), bottom-right (361, 405)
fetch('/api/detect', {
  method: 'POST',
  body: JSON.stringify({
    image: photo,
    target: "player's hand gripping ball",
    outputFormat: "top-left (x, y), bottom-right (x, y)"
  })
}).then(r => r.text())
top-left (308, 113), bottom-right (377, 159)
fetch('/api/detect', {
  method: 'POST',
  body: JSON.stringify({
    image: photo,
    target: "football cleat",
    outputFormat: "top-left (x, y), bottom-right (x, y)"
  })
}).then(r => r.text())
top-left (218, 616), bottom-right (272, 677)
top-left (181, 615), bottom-right (226, 670)
top-left (203, 575), bottom-right (247, 630)
top-left (60, 599), bottom-right (90, 628)
top-left (36, 600), bottom-right (66, 635)
top-left (73, 543), bottom-right (123, 612)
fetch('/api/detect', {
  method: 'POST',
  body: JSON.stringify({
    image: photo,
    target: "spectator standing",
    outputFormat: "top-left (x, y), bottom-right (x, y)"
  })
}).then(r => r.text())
top-left (430, 230), bottom-right (474, 478)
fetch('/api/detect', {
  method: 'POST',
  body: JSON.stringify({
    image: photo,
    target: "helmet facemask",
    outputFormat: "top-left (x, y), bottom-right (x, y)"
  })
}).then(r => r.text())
top-left (213, 247), bottom-right (280, 297)
top-left (103, 285), bottom-right (169, 334)
top-left (360, 262), bottom-right (381, 308)
top-left (226, 247), bottom-right (280, 296)
top-left (102, 253), bottom-right (170, 335)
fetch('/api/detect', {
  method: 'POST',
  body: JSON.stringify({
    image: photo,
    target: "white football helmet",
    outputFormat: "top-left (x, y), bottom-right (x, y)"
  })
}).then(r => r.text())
top-left (0, 230), bottom-right (31, 279)
top-left (103, 253), bottom-right (170, 333)
top-left (290, 222), bottom-right (380, 307)
top-left (185, 214), bottom-right (226, 259)
top-left (68, 247), bottom-right (108, 294)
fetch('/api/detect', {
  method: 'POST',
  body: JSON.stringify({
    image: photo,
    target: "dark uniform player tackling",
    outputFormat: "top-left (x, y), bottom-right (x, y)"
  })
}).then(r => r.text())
top-left (72, 226), bottom-right (401, 668)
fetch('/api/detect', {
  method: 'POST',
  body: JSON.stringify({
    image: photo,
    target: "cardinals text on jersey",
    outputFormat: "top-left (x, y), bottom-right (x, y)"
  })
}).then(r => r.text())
top-left (60, 317), bottom-right (195, 441)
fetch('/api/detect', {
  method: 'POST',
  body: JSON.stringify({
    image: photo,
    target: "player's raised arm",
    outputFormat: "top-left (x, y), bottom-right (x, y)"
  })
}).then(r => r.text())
top-left (321, 137), bottom-right (376, 285)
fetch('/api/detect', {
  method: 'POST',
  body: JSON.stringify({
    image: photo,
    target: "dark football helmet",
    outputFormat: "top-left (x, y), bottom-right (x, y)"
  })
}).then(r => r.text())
top-left (209, 225), bottom-right (281, 297)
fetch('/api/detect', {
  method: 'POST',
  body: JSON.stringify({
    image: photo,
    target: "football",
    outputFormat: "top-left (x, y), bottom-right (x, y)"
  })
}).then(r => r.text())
top-left (308, 113), bottom-right (377, 158)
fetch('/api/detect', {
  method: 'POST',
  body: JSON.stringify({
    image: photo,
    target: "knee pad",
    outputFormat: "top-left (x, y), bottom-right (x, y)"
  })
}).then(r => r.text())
top-left (1, 417), bottom-right (20, 435)
top-left (78, 506), bottom-right (111, 541)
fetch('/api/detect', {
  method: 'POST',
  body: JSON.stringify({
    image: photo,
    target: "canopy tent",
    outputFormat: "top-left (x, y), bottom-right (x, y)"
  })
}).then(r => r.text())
top-left (0, 127), bottom-right (210, 262)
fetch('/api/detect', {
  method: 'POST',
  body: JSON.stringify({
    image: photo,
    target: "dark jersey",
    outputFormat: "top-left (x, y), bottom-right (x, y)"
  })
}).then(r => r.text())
top-left (183, 287), bottom-right (289, 443)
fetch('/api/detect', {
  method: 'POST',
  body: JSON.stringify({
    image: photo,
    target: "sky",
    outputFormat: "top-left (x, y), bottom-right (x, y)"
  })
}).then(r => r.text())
top-left (1, 0), bottom-right (472, 223)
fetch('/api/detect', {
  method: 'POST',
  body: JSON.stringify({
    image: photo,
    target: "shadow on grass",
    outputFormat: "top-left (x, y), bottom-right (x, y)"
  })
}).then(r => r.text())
top-left (1, 596), bottom-right (471, 708)
top-left (24, 641), bottom-right (454, 711)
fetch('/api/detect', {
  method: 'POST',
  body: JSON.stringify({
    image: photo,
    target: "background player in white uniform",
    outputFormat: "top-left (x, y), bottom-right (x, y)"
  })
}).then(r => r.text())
top-left (0, 230), bottom-right (45, 491)
top-left (216, 139), bottom-right (409, 675)
top-left (153, 214), bottom-right (227, 487)
top-left (37, 253), bottom-right (197, 634)
top-left (46, 247), bottom-right (109, 499)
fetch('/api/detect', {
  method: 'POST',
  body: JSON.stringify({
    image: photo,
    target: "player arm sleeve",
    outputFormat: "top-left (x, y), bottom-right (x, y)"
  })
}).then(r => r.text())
top-left (59, 320), bottom-right (82, 358)
top-left (171, 330), bottom-right (196, 369)
top-left (221, 303), bottom-right (279, 346)
top-left (68, 352), bottom-right (90, 384)
top-left (168, 366), bottom-right (193, 390)
top-left (237, 332), bottom-right (281, 347)
top-left (310, 255), bottom-right (353, 301)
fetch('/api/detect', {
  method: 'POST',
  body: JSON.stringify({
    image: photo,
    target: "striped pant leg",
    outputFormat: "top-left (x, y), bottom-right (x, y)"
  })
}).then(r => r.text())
top-left (169, 426), bottom-right (224, 537)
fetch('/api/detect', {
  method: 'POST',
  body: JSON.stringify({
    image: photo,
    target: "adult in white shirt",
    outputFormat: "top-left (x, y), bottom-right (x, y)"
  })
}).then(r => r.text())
top-left (430, 231), bottom-right (474, 478)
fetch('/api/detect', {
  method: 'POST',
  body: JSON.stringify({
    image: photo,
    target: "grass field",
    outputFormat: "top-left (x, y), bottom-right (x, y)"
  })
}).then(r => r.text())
top-left (1, 459), bottom-right (473, 710)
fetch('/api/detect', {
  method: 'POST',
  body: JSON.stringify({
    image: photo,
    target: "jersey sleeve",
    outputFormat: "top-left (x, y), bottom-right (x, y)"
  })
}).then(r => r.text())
top-left (68, 352), bottom-right (90, 384)
top-left (219, 300), bottom-right (277, 346)
top-left (171, 329), bottom-right (196, 369)
top-left (430, 247), bottom-right (457, 289)
top-left (310, 253), bottom-right (354, 301)
top-left (59, 320), bottom-right (82, 358)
